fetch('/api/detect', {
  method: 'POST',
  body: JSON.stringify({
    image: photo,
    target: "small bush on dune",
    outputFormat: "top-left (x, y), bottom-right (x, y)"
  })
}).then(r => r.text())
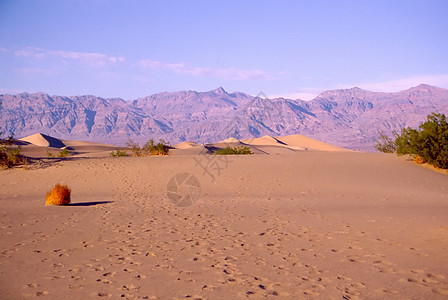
top-left (142, 139), bottom-right (156, 155)
top-left (110, 149), bottom-right (128, 157)
top-left (214, 146), bottom-right (253, 155)
top-left (127, 138), bottom-right (170, 156)
top-left (45, 184), bottom-right (71, 206)
top-left (374, 132), bottom-right (397, 153)
top-left (0, 136), bottom-right (28, 168)
top-left (126, 139), bottom-right (143, 156)
top-left (58, 148), bottom-right (71, 157)
top-left (155, 139), bottom-right (170, 155)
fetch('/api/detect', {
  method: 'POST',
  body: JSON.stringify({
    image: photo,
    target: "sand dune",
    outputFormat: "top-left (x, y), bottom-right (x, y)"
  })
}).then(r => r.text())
top-left (19, 133), bottom-right (66, 148)
top-left (240, 134), bottom-right (349, 152)
top-left (0, 153), bottom-right (447, 299)
top-left (174, 141), bottom-right (201, 149)
top-left (242, 135), bottom-right (285, 146)
top-left (171, 142), bottom-right (206, 156)
top-left (218, 137), bottom-right (241, 144)
top-left (276, 134), bottom-right (349, 151)
top-left (238, 134), bottom-right (349, 154)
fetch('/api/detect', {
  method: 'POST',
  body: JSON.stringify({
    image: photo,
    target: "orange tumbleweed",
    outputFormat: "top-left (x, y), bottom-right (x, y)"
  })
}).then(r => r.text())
top-left (45, 184), bottom-right (71, 206)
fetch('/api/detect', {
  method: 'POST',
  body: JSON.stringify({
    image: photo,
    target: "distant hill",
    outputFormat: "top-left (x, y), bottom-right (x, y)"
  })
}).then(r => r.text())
top-left (1, 84), bottom-right (447, 151)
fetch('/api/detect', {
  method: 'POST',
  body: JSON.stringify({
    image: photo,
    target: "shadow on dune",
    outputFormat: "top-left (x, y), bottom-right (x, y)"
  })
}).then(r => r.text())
top-left (70, 201), bottom-right (113, 207)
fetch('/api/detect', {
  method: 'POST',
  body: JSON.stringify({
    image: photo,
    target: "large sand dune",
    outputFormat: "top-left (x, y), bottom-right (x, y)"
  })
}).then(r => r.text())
top-left (19, 133), bottom-right (66, 148)
top-left (0, 151), bottom-right (447, 299)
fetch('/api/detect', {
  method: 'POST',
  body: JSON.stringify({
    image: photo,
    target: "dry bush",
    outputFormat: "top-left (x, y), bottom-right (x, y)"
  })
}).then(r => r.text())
top-left (414, 156), bottom-right (425, 164)
top-left (45, 184), bottom-right (71, 206)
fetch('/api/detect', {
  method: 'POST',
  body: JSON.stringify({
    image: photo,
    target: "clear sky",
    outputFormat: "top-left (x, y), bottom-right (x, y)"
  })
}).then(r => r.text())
top-left (0, 0), bottom-right (447, 100)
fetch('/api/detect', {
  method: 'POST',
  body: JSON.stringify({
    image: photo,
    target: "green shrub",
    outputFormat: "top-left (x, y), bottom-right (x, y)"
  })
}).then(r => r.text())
top-left (110, 149), bottom-right (127, 157)
top-left (214, 146), bottom-right (253, 155)
top-left (58, 148), bottom-right (71, 157)
top-left (127, 138), bottom-right (170, 156)
top-left (376, 113), bottom-right (448, 169)
top-left (142, 139), bottom-right (156, 155)
top-left (126, 139), bottom-right (143, 156)
top-left (374, 131), bottom-right (397, 153)
top-left (1, 133), bottom-right (28, 168)
top-left (156, 139), bottom-right (170, 155)
top-left (0, 145), bottom-right (28, 168)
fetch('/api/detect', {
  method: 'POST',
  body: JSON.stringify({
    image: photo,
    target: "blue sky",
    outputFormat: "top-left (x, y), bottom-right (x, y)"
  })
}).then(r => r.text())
top-left (0, 0), bottom-right (447, 100)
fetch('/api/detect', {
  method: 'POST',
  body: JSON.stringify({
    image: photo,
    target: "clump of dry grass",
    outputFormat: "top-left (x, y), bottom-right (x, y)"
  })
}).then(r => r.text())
top-left (414, 156), bottom-right (425, 164)
top-left (45, 184), bottom-right (71, 206)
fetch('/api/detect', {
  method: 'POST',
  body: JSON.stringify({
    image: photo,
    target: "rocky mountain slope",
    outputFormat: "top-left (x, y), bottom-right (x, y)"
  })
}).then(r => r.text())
top-left (1, 84), bottom-right (447, 151)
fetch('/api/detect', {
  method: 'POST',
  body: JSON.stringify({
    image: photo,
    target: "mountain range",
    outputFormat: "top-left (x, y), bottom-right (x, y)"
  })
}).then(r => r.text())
top-left (1, 84), bottom-right (447, 151)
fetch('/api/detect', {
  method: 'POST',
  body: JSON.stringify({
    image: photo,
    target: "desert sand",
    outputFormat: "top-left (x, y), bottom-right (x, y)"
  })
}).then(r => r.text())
top-left (1, 135), bottom-right (448, 299)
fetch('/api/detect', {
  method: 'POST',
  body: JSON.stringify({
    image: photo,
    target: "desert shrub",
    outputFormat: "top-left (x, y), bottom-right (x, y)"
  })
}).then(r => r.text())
top-left (142, 139), bottom-right (156, 155)
top-left (143, 139), bottom-right (170, 155)
top-left (110, 149), bottom-right (127, 157)
top-left (126, 139), bottom-right (143, 156)
top-left (58, 148), bottom-right (71, 157)
top-left (376, 113), bottom-right (448, 169)
top-left (45, 184), bottom-right (71, 206)
top-left (0, 145), bottom-right (28, 168)
top-left (0, 134), bottom-right (28, 168)
top-left (155, 139), bottom-right (170, 155)
top-left (399, 113), bottom-right (448, 169)
top-left (374, 131), bottom-right (397, 153)
top-left (214, 146), bottom-right (253, 155)
top-left (128, 138), bottom-right (170, 156)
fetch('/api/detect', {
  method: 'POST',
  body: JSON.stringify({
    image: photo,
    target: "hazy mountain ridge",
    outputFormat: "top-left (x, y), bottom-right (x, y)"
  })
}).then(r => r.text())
top-left (1, 84), bottom-right (447, 151)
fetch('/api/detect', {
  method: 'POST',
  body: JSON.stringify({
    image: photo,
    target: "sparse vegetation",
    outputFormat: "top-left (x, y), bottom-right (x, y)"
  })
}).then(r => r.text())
top-left (58, 148), bottom-right (71, 157)
top-left (214, 146), bottom-right (253, 155)
top-left (110, 149), bottom-right (128, 157)
top-left (45, 184), bottom-right (71, 206)
top-left (126, 139), bottom-right (143, 156)
top-left (375, 113), bottom-right (448, 169)
top-left (126, 139), bottom-right (170, 156)
top-left (0, 135), bottom-right (28, 168)
top-left (0, 102), bottom-right (28, 168)
top-left (374, 132), bottom-right (397, 153)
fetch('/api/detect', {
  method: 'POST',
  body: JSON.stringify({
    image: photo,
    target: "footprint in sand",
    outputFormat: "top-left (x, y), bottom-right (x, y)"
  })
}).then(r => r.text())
top-left (432, 288), bottom-right (448, 295)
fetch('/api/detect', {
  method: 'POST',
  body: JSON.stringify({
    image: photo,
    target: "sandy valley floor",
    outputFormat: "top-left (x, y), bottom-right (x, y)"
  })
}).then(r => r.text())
top-left (0, 152), bottom-right (447, 299)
